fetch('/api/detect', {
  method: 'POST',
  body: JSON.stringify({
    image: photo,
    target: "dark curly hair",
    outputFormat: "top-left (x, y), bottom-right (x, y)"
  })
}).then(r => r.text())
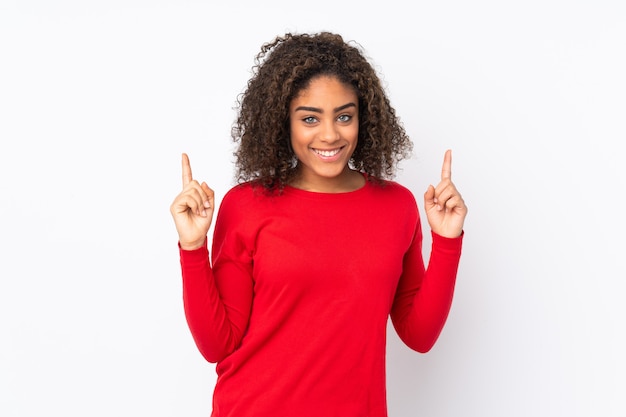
top-left (231, 31), bottom-right (413, 191)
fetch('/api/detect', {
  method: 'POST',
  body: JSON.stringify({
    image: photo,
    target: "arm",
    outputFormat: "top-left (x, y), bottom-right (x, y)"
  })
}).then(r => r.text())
top-left (171, 154), bottom-right (252, 363)
top-left (391, 149), bottom-right (467, 352)
top-left (179, 237), bottom-right (253, 363)
top-left (390, 224), bottom-right (463, 353)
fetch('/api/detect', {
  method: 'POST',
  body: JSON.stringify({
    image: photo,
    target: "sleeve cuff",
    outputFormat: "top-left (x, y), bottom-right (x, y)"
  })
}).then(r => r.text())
top-left (178, 238), bottom-right (209, 264)
top-left (431, 230), bottom-right (464, 254)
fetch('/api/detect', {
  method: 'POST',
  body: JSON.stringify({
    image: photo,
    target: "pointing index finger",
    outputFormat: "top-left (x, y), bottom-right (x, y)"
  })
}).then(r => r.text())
top-left (182, 153), bottom-right (193, 187)
top-left (441, 149), bottom-right (452, 180)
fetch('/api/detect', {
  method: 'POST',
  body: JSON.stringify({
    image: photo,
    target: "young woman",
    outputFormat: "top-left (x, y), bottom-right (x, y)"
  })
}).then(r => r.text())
top-left (170, 31), bottom-right (467, 417)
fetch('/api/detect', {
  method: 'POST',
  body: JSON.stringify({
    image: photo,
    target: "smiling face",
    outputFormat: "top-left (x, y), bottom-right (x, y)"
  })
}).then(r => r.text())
top-left (288, 76), bottom-right (362, 192)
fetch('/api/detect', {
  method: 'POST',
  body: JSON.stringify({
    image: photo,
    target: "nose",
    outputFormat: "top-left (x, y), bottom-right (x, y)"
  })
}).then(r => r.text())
top-left (319, 119), bottom-right (340, 143)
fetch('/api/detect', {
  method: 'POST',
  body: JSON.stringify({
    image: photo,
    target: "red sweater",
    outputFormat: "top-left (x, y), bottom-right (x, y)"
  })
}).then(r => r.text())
top-left (179, 179), bottom-right (463, 417)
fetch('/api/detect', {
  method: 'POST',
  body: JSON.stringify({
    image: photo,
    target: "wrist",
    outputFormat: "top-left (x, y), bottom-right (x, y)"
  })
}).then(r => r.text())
top-left (179, 237), bottom-right (207, 251)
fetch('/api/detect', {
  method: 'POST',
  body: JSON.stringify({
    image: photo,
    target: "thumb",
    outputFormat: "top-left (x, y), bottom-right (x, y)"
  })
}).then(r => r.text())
top-left (424, 184), bottom-right (436, 209)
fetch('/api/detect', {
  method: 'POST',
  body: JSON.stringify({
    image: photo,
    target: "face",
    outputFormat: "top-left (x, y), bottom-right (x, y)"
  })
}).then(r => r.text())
top-left (289, 76), bottom-right (359, 192)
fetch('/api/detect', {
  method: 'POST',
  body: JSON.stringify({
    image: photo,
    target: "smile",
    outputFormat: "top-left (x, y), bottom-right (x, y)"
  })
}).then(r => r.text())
top-left (312, 147), bottom-right (342, 157)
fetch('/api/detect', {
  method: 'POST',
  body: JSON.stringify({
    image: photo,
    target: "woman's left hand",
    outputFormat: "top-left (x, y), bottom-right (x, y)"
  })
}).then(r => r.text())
top-left (424, 149), bottom-right (468, 238)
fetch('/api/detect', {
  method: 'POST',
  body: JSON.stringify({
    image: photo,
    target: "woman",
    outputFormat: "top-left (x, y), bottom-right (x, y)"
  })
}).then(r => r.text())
top-left (170, 31), bottom-right (467, 417)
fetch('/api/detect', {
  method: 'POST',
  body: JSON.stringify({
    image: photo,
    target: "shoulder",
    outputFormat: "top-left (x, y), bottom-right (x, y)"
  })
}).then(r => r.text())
top-left (221, 182), bottom-right (255, 203)
top-left (221, 181), bottom-right (275, 204)
top-left (216, 181), bottom-right (275, 223)
top-left (211, 183), bottom-right (258, 239)
top-left (364, 178), bottom-right (421, 236)
top-left (368, 178), bottom-right (417, 206)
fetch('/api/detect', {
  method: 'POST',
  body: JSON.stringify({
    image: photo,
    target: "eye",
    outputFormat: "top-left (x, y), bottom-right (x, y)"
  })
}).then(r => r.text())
top-left (337, 114), bottom-right (352, 122)
top-left (302, 116), bottom-right (318, 124)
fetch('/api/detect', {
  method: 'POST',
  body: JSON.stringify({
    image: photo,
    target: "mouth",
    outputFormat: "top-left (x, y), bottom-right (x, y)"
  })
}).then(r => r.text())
top-left (312, 147), bottom-right (343, 159)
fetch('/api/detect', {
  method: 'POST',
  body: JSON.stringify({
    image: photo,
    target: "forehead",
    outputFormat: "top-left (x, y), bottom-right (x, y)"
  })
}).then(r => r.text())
top-left (292, 76), bottom-right (357, 103)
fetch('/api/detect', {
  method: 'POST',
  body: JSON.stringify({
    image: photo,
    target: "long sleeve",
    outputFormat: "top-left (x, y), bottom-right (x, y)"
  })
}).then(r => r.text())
top-left (390, 215), bottom-right (464, 353)
top-left (179, 187), bottom-right (255, 363)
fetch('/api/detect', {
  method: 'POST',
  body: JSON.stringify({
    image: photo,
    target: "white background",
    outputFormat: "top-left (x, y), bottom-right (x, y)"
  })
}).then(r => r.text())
top-left (1, 1), bottom-right (625, 416)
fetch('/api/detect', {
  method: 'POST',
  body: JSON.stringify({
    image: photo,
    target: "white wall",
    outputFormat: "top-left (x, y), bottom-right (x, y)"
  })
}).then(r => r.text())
top-left (1, 1), bottom-right (624, 416)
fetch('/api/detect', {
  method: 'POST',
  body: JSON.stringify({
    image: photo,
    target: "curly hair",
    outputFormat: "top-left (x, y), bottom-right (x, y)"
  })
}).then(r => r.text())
top-left (231, 31), bottom-right (413, 191)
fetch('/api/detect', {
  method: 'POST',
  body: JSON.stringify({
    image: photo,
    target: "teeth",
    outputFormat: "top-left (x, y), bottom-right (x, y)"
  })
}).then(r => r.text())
top-left (315, 148), bottom-right (340, 157)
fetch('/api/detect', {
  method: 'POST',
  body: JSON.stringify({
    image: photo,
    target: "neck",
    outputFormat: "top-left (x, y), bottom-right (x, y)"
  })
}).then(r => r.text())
top-left (290, 168), bottom-right (366, 193)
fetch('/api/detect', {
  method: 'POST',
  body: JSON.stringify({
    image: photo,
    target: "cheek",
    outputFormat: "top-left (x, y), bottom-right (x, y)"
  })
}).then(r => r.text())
top-left (290, 126), bottom-right (312, 147)
top-left (345, 125), bottom-right (359, 144)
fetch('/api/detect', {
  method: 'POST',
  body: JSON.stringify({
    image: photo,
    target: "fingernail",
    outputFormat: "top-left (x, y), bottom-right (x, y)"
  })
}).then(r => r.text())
top-left (204, 200), bottom-right (211, 208)
top-left (202, 210), bottom-right (207, 217)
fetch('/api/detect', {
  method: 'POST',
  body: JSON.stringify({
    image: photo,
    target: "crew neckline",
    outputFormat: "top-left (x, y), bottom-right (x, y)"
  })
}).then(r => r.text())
top-left (283, 172), bottom-right (371, 200)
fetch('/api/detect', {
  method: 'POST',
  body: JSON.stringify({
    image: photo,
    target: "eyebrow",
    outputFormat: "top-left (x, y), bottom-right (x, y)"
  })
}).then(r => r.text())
top-left (293, 103), bottom-right (357, 113)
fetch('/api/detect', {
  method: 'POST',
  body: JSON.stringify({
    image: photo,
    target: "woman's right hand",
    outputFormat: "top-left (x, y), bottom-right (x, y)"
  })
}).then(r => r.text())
top-left (170, 153), bottom-right (215, 250)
